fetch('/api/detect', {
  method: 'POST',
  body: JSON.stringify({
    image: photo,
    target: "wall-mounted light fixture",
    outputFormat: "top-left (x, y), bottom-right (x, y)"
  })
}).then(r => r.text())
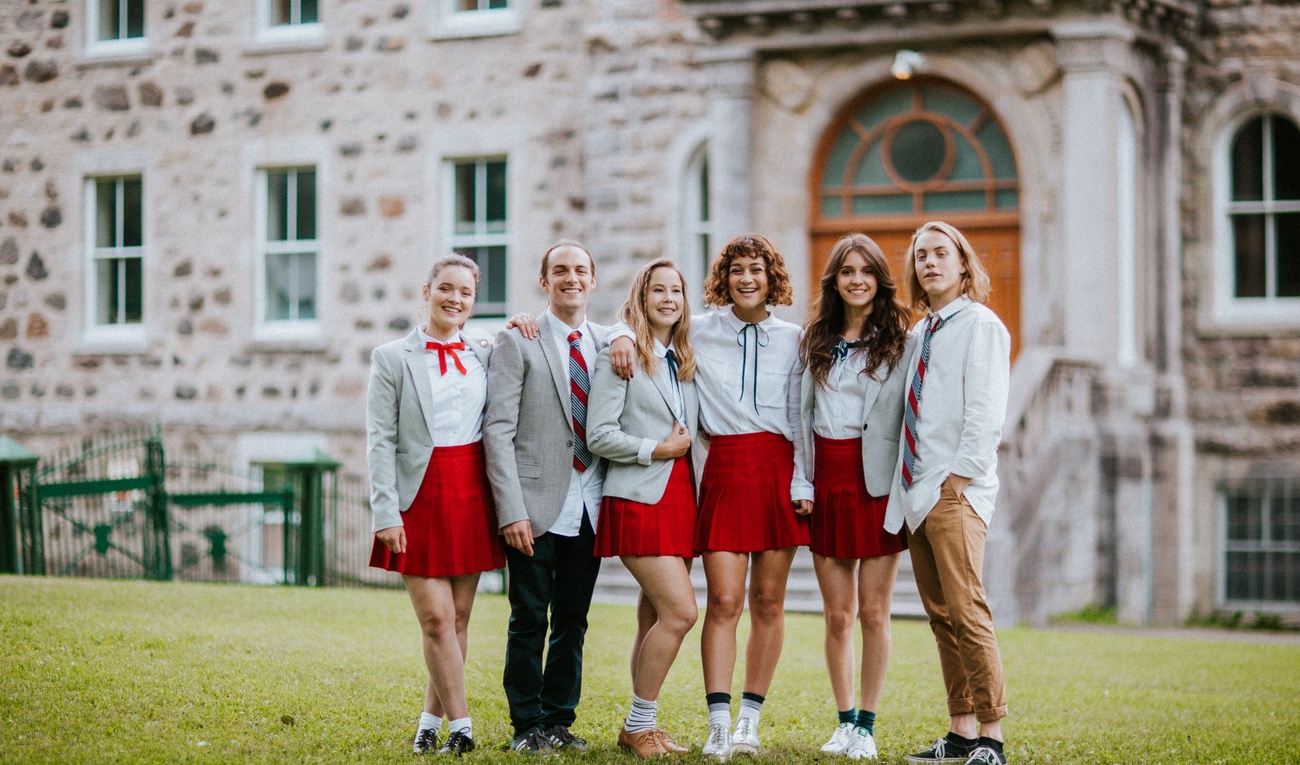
top-left (891, 50), bottom-right (924, 80)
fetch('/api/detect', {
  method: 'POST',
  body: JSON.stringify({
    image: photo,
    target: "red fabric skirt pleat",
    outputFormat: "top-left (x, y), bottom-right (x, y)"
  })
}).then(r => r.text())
top-left (369, 441), bottom-right (506, 578)
top-left (695, 432), bottom-right (810, 553)
top-left (595, 457), bottom-right (697, 558)
top-left (810, 435), bottom-right (906, 560)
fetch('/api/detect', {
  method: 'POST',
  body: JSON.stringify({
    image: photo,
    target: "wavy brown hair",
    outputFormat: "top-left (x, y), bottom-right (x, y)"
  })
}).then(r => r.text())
top-left (902, 221), bottom-right (991, 311)
top-left (620, 259), bottom-right (696, 381)
top-left (703, 234), bottom-right (794, 308)
top-left (800, 233), bottom-right (910, 388)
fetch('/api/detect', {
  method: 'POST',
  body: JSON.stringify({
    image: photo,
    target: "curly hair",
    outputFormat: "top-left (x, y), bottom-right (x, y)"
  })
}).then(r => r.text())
top-left (800, 233), bottom-right (909, 388)
top-left (618, 259), bottom-right (696, 382)
top-left (902, 221), bottom-right (991, 311)
top-left (702, 234), bottom-right (794, 308)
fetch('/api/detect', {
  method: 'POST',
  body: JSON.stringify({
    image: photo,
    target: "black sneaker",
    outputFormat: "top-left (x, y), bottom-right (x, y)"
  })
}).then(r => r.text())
top-left (544, 724), bottom-right (589, 752)
top-left (413, 727), bottom-right (440, 755)
top-left (511, 727), bottom-right (555, 756)
top-left (904, 734), bottom-right (976, 763)
top-left (965, 744), bottom-right (1007, 765)
top-left (438, 729), bottom-right (476, 757)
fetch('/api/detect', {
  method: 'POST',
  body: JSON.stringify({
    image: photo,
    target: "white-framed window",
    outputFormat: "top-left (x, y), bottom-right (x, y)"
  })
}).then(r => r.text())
top-left (683, 143), bottom-right (720, 308)
top-left (86, 0), bottom-right (147, 56)
top-left (257, 167), bottom-right (319, 328)
top-left (1213, 111), bottom-right (1300, 325)
top-left (446, 158), bottom-right (507, 317)
top-left (253, 0), bottom-right (323, 49)
top-left (1220, 478), bottom-right (1300, 611)
top-left (428, 0), bottom-right (520, 39)
top-left (84, 175), bottom-right (145, 342)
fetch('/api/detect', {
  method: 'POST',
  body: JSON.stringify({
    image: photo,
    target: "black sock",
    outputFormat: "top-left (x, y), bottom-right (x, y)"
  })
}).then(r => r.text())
top-left (705, 692), bottom-right (731, 712)
top-left (855, 710), bottom-right (876, 735)
top-left (976, 737), bottom-right (1004, 754)
top-left (837, 708), bottom-right (856, 725)
top-left (945, 732), bottom-right (979, 748)
top-left (740, 691), bottom-right (765, 705)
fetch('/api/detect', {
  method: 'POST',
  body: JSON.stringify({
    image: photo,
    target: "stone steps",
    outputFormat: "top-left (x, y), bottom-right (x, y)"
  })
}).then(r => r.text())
top-left (592, 548), bottom-right (926, 618)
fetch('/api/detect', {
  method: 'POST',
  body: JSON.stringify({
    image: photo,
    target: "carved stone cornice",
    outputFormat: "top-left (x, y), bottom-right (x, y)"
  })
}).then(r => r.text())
top-left (678, 0), bottom-right (1202, 46)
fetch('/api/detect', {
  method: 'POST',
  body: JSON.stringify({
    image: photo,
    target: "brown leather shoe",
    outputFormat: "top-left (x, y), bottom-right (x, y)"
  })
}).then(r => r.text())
top-left (657, 728), bottom-right (690, 754)
top-left (618, 728), bottom-right (670, 757)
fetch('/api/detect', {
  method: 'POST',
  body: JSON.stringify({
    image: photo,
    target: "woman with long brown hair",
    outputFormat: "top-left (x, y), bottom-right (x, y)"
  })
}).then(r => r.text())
top-left (798, 233), bottom-right (914, 760)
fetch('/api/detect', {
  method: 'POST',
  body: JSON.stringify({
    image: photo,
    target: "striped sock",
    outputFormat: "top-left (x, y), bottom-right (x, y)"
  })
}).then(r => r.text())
top-left (706, 692), bottom-right (731, 728)
top-left (738, 692), bottom-right (764, 726)
top-left (624, 694), bottom-right (658, 734)
top-left (855, 709), bottom-right (876, 736)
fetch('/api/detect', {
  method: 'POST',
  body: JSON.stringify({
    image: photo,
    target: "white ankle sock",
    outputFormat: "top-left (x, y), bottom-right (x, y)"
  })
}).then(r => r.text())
top-left (708, 708), bottom-right (730, 728)
top-left (418, 712), bottom-right (442, 733)
top-left (447, 716), bottom-right (472, 738)
top-left (624, 694), bottom-right (658, 734)
top-left (738, 698), bottom-right (762, 727)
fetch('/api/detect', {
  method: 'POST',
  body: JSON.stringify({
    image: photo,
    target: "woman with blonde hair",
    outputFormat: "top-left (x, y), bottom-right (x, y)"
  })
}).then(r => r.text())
top-left (587, 258), bottom-right (701, 757)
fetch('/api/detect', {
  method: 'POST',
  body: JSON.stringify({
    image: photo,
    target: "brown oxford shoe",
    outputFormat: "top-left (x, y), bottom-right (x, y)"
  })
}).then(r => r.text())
top-left (618, 728), bottom-right (670, 758)
top-left (657, 728), bottom-right (690, 754)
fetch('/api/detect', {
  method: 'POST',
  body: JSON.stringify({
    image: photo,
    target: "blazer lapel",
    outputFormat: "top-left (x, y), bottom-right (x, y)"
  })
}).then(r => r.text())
top-left (465, 330), bottom-right (491, 368)
top-left (861, 374), bottom-right (883, 422)
top-left (538, 313), bottom-right (574, 428)
top-left (649, 361), bottom-right (677, 417)
top-left (402, 331), bottom-right (440, 439)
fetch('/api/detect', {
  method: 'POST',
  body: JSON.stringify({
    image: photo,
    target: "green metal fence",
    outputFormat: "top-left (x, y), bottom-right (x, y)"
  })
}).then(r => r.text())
top-left (3, 429), bottom-right (407, 589)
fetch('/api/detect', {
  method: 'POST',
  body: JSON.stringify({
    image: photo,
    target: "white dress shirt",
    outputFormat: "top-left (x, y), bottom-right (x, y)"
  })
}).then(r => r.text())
top-left (611, 307), bottom-right (810, 502)
top-left (884, 296), bottom-right (1011, 534)
top-left (544, 309), bottom-right (605, 537)
top-left (812, 347), bottom-right (870, 440)
top-left (418, 326), bottom-right (487, 446)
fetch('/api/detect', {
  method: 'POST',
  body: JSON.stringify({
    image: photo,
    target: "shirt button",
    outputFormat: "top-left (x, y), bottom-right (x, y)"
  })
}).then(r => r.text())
top-left (863, 423), bottom-right (869, 429)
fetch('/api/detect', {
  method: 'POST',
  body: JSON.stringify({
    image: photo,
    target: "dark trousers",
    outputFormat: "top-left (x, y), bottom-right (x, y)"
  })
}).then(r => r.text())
top-left (502, 512), bottom-right (601, 736)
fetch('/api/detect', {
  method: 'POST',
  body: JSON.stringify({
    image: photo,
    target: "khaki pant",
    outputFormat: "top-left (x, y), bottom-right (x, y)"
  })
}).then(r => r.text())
top-left (905, 482), bottom-right (1008, 722)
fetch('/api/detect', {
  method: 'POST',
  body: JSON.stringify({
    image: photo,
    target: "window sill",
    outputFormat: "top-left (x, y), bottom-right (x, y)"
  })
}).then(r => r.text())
top-left (77, 39), bottom-right (154, 68)
top-left (247, 24), bottom-right (328, 55)
top-left (248, 322), bottom-right (327, 352)
top-left (1204, 298), bottom-right (1300, 336)
top-left (428, 9), bottom-right (522, 40)
top-left (75, 326), bottom-right (149, 355)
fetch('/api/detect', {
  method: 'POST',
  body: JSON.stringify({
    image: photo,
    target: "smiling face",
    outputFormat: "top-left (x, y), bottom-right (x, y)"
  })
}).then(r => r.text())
top-left (727, 255), bottom-right (770, 318)
top-left (836, 249), bottom-right (879, 317)
top-left (645, 266), bottom-right (684, 336)
top-left (540, 245), bottom-right (595, 318)
top-left (424, 264), bottom-right (477, 338)
top-left (912, 229), bottom-right (967, 310)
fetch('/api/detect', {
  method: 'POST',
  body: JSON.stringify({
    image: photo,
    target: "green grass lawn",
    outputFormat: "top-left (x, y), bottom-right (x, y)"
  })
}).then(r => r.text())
top-left (2, 576), bottom-right (1298, 764)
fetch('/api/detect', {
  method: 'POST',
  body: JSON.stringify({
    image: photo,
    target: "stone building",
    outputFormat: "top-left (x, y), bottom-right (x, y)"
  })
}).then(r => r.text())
top-left (1, 0), bottom-right (1297, 624)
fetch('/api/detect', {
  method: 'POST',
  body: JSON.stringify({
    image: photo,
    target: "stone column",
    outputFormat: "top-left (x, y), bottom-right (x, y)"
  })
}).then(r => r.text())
top-left (698, 46), bottom-right (756, 239)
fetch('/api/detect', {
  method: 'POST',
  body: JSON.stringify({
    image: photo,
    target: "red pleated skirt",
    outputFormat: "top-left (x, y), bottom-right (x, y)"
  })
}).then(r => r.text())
top-left (369, 441), bottom-right (506, 578)
top-left (695, 432), bottom-right (810, 553)
top-left (810, 435), bottom-right (907, 559)
top-left (595, 457), bottom-right (697, 558)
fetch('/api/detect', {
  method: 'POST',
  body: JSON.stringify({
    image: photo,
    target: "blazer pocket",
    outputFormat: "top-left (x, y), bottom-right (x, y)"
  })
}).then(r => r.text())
top-left (395, 447), bottom-right (409, 454)
top-left (517, 462), bottom-right (543, 479)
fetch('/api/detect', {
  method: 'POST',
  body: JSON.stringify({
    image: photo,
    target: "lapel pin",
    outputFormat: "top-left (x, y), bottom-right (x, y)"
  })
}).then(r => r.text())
top-left (479, 339), bottom-right (488, 348)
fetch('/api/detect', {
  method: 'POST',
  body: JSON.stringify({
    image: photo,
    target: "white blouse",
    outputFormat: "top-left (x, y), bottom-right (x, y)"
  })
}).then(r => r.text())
top-left (418, 326), bottom-right (487, 447)
top-left (812, 345), bottom-right (870, 440)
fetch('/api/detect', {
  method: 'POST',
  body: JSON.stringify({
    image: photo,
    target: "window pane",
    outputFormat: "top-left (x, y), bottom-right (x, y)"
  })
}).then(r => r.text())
top-left (486, 246), bottom-right (507, 306)
top-left (853, 194), bottom-right (911, 215)
top-left (267, 253), bottom-right (291, 320)
top-left (1278, 213), bottom-right (1300, 297)
top-left (924, 190), bottom-right (986, 212)
top-left (295, 170), bottom-right (316, 241)
top-left (889, 120), bottom-right (946, 183)
top-left (125, 0), bottom-right (144, 38)
top-left (271, 0), bottom-right (291, 25)
top-left (975, 119), bottom-right (1017, 180)
top-left (99, 0), bottom-right (120, 41)
top-left (95, 179), bottom-right (117, 248)
top-left (1227, 493), bottom-right (1262, 541)
top-left (854, 88), bottom-right (911, 134)
top-left (454, 163), bottom-right (476, 234)
top-left (1277, 552), bottom-right (1300, 602)
top-left (1273, 116), bottom-right (1300, 202)
top-left (485, 161), bottom-right (506, 231)
top-left (996, 189), bottom-right (1019, 210)
top-left (922, 86), bottom-right (982, 127)
top-left (122, 178), bottom-right (142, 247)
top-left (267, 171), bottom-right (289, 242)
top-left (950, 134), bottom-right (983, 182)
top-left (698, 158), bottom-right (710, 222)
top-left (1226, 551), bottom-right (1262, 601)
top-left (1232, 214), bottom-right (1266, 298)
top-left (95, 259), bottom-right (118, 324)
top-left (123, 256), bottom-right (143, 323)
top-left (853, 141), bottom-right (889, 187)
top-left (821, 196), bottom-right (843, 217)
top-left (295, 252), bottom-right (316, 320)
top-left (1231, 117), bottom-right (1264, 202)
top-left (822, 129), bottom-right (857, 189)
top-left (489, 0), bottom-right (509, 8)
top-left (300, 0), bottom-right (319, 24)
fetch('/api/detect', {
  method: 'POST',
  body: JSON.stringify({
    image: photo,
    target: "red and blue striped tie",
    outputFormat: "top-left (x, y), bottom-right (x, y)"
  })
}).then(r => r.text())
top-left (568, 330), bottom-right (593, 473)
top-left (902, 314), bottom-right (945, 491)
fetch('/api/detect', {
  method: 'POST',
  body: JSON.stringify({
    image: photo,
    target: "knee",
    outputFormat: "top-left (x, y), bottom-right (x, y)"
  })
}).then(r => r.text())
top-left (747, 587), bottom-right (785, 622)
top-left (419, 608), bottom-right (456, 640)
top-left (706, 591), bottom-right (744, 622)
top-left (858, 604), bottom-right (891, 636)
top-left (824, 607), bottom-right (856, 637)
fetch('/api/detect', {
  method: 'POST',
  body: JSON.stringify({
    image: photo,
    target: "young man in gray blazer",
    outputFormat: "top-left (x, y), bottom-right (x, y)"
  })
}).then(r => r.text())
top-left (484, 241), bottom-right (609, 755)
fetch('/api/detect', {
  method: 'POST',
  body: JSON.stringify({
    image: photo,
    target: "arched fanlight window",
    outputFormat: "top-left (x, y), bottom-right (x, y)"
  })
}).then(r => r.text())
top-left (819, 80), bottom-right (1018, 218)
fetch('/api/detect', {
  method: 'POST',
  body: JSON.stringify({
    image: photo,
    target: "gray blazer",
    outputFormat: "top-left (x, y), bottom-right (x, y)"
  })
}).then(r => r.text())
top-left (798, 333), bottom-right (917, 498)
top-left (587, 346), bottom-right (700, 505)
top-left (483, 313), bottom-right (609, 537)
top-left (366, 327), bottom-right (495, 533)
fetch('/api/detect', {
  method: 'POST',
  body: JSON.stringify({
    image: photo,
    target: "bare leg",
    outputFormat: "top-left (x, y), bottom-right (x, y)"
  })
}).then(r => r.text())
top-left (404, 573), bottom-right (478, 720)
top-left (742, 547), bottom-right (796, 696)
top-left (701, 551), bottom-right (748, 694)
top-left (623, 556), bottom-right (699, 700)
top-left (813, 553), bottom-right (859, 712)
top-left (856, 554), bottom-right (900, 713)
top-left (630, 589), bottom-right (657, 685)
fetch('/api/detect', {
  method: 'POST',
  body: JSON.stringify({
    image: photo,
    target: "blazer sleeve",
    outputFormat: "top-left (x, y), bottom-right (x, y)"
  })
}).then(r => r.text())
top-left (587, 349), bottom-right (658, 466)
top-left (483, 329), bottom-right (530, 529)
top-left (365, 346), bottom-right (403, 533)
top-left (788, 346), bottom-right (814, 504)
top-left (951, 317), bottom-right (1010, 481)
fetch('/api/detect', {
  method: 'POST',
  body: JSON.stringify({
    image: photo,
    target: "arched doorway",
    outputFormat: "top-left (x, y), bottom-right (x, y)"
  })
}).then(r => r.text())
top-left (810, 77), bottom-right (1021, 357)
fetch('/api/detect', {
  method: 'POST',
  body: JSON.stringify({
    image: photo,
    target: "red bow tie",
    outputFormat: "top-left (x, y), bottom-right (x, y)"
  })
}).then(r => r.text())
top-left (426, 341), bottom-right (468, 375)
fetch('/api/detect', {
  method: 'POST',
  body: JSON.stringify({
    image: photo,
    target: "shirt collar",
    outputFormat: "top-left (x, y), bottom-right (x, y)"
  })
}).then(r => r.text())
top-left (652, 338), bottom-right (672, 359)
top-left (723, 307), bottom-right (773, 336)
top-left (418, 325), bottom-right (463, 345)
top-left (928, 294), bottom-right (972, 323)
top-left (543, 309), bottom-right (589, 344)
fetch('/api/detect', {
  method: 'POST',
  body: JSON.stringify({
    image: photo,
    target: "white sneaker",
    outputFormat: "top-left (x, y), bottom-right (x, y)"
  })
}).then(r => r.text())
top-left (845, 727), bottom-right (879, 760)
top-left (702, 721), bottom-right (732, 759)
top-left (731, 716), bottom-right (760, 755)
top-left (821, 722), bottom-right (856, 754)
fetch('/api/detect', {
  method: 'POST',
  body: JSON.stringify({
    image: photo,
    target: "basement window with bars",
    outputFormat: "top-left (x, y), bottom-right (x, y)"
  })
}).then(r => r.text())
top-left (1221, 478), bottom-right (1300, 610)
